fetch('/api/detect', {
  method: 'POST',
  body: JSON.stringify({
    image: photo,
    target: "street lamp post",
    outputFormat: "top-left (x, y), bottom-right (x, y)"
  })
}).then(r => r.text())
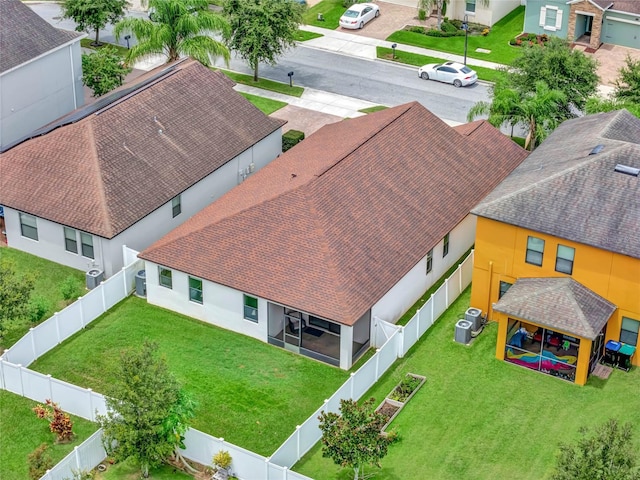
top-left (462, 14), bottom-right (469, 65)
top-left (391, 43), bottom-right (397, 59)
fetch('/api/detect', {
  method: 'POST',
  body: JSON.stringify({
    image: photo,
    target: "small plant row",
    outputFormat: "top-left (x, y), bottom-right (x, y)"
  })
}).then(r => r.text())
top-left (509, 32), bottom-right (549, 46)
top-left (406, 18), bottom-right (490, 38)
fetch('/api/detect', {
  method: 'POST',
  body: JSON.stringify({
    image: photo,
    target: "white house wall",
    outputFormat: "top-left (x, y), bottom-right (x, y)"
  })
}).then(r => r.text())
top-left (448, 0), bottom-right (522, 26)
top-left (0, 41), bottom-right (84, 149)
top-left (371, 214), bottom-right (476, 324)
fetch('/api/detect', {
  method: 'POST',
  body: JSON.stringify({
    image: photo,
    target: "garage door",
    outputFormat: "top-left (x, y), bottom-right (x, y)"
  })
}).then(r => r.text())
top-left (603, 17), bottom-right (640, 49)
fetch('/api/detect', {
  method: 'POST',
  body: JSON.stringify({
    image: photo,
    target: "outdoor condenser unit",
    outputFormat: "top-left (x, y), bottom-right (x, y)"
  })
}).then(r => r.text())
top-left (455, 319), bottom-right (472, 344)
top-left (465, 307), bottom-right (482, 331)
top-left (86, 269), bottom-right (104, 290)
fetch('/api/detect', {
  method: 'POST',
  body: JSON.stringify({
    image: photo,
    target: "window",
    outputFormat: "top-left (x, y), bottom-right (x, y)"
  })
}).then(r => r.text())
top-left (80, 232), bottom-right (94, 259)
top-left (539, 5), bottom-right (563, 31)
top-left (499, 281), bottom-right (512, 299)
top-left (19, 213), bottom-right (38, 241)
top-left (525, 236), bottom-right (544, 266)
top-left (443, 233), bottom-right (450, 257)
top-left (465, 0), bottom-right (475, 13)
top-left (243, 295), bottom-right (258, 322)
top-left (171, 195), bottom-right (181, 218)
top-left (158, 267), bottom-right (172, 289)
top-left (620, 317), bottom-right (639, 346)
top-left (64, 227), bottom-right (77, 253)
top-left (189, 277), bottom-right (203, 304)
top-left (426, 249), bottom-right (433, 274)
top-left (555, 245), bottom-right (575, 275)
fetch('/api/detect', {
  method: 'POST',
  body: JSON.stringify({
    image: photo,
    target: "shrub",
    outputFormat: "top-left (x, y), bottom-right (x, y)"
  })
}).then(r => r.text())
top-left (440, 20), bottom-right (458, 33)
top-left (28, 444), bottom-right (53, 480)
top-left (342, 0), bottom-right (355, 8)
top-left (28, 295), bottom-right (50, 323)
top-left (408, 25), bottom-right (426, 34)
top-left (509, 38), bottom-right (517, 46)
top-left (417, 8), bottom-right (426, 21)
top-left (60, 275), bottom-right (83, 300)
top-left (33, 399), bottom-right (74, 442)
top-left (213, 450), bottom-right (232, 470)
top-left (481, 27), bottom-right (490, 36)
top-left (541, 33), bottom-right (549, 42)
top-left (282, 129), bottom-right (305, 152)
top-left (527, 33), bottom-right (537, 41)
top-left (425, 28), bottom-right (464, 37)
top-left (69, 469), bottom-right (96, 480)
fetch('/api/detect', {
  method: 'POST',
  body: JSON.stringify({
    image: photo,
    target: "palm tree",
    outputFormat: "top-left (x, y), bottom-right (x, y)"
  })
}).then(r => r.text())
top-left (467, 80), bottom-right (566, 150)
top-left (114, 0), bottom-right (230, 67)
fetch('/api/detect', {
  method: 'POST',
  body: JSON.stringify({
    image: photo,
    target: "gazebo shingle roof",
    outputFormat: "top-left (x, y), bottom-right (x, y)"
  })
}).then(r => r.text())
top-left (493, 277), bottom-right (616, 339)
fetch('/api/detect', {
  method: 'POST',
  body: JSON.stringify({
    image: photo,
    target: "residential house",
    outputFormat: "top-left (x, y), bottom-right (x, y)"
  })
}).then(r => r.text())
top-left (447, 0), bottom-right (522, 27)
top-left (140, 102), bottom-right (528, 370)
top-left (0, 59), bottom-right (285, 278)
top-left (524, 0), bottom-right (640, 50)
top-left (470, 109), bottom-right (640, 385)
top-left (0, 0), bottom-right (84, 149)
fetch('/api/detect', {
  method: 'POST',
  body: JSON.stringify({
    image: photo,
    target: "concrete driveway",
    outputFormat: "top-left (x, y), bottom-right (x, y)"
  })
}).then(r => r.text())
top-left (339, 2), bottom-right (435, 40)
top-left (575, 43), bottom-right (640, 88)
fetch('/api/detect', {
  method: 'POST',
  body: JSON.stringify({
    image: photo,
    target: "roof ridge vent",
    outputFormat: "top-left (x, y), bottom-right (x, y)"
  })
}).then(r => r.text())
top-left (589, 144), bottom-right (604, 155)
top-left (614, 164), bottom-right (640, 177)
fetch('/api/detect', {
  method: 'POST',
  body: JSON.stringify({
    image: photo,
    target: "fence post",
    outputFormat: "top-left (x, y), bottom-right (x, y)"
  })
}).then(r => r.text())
top-left (88, 388), bottom-right (94, 421)
top-left (459, 263), bottom-right (463, 292)
top-left (265, 457), bottom-right (270, 480)
top-left (101, 283), bottom-right (107, 311)
top-left (0, 360), bottom-right (4, 390)
top-left (295, 425), bottom-right (301, 459)
top-left (283, 466), bottom-right (288, 480)
top-left (398, 325), bottom-right (405, 358)
top-left (18, 365), bottom-right (24, 396)
top-left (48, 374), bottom-right (53, 400)
top-left (75, 445), bottom-right (81, 469)
top-left (445, 278), bottom-right (450, 307)
top-left (430, 294), bottom-right (435, 325)
top-left (375, 348), bottom-right (380, 380)
top-left (350, 372), bottom-right (355, 399)
top-left (54, 312), bottom-right (61, 345)
top-left (30, 328), bottom-right (37, 362)
top-left (122, 267), bottom-right (128, 295)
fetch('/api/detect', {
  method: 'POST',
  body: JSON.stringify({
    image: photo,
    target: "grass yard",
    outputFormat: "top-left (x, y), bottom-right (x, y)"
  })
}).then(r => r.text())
top-left (96, 457), bottom-right (192, 479)
top-left (377, 47), bottom-right (505, 84)
top-left (218, 69), bottom-right (305, 97)
top-left (29, 297), bottom-right (349, 456)
top-left (0, 248), bottom-right (86, 350)
top-left (80, 38), bottom-right (129, 57)
top-left (387, 6), bottom-right (525, 66)
top-left (358, 105), bottom-right (388, 114)
top-left (294, 30), bottom-right (324, 42)
top-left (239, 92), bottom-right (288, 114)
top-left (0, 390), bottom-right (97, 480)
top-left (293, 288), bottom-right (640, 479)
top-left (303, 0), bottom-right (344, 29)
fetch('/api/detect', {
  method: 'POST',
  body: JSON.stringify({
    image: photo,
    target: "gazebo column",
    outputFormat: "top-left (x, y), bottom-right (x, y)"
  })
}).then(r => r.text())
top-left (575, 338), bottom-right (592, 385)
top-left (495, 313), bottom-right (508, 360)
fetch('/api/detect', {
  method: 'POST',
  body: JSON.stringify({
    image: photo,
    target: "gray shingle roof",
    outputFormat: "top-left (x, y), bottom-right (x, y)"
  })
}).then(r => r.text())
top-left (472, 110), bottom-right (640, 259)
top-left (592, 0), bottom-right (640, 15)
top-left (493, 277), bottom-right (616, 339)
top-left (0, 0), bottom-right (81, 74)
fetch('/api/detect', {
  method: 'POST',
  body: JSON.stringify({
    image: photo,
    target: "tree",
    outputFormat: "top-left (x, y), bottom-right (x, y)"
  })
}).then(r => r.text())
top-left (223, 0), bottom-right (304, 81)
top-left (0, 259), bottom-right (34, 339)
top-left (82, 46), bottom-right (132, 97)
top-left (114, 0), bottom-right (230, 67)
top-left (551, 419), bottom-right (640, 480)
top-left (97, 341), bottom-right (195, 478)
top-left (614, 54), bottom-right (640, 104)
top-left (61, 0), bottom-right (129, 46)
top-left (318, 398), bottom-right (397, 480)
top-left (506, 36), bottom-right (598, 118)
top-left (468, 80), bottom-right (566, 150)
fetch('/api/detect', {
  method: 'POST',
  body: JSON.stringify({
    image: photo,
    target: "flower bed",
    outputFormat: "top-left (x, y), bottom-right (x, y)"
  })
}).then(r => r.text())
top-left (375, 373), bottom-right (426, 431)
top-left (510, 32), bottom-right (549, 47)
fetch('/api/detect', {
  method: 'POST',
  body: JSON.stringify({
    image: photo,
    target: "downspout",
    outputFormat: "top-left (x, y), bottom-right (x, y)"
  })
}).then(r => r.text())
top-left (486, 261), bottom-right (493, 320)
top-left (69, 45), bottom-right (77, 109)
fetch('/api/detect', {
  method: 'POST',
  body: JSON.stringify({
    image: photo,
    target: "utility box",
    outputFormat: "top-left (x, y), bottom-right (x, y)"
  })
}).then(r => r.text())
top-left (86, 269), bottom-right (104, 290)
top-left (135, 269), bottom-right (146, 297)
top-left (465, 307), bottom-right (482, 331)
top-left (455, 319), bottom-right (472, 344)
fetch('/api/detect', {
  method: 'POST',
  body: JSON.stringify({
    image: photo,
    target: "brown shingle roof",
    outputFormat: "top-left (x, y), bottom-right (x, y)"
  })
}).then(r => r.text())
top-left (140, 103), bottom-right (528, 325)
top-left (0, 0), bottom-right (81, 74)
top-left (472, 110), bottom-right (640, 259)
top-left (493, 277), bottom-right (616, 339)
top-left (0, 60), bottom-right (285, 238)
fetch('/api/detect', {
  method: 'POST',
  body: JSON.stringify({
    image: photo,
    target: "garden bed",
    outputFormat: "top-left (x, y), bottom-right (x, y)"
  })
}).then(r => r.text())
top-left (375, 373), bottom-right (426, 431)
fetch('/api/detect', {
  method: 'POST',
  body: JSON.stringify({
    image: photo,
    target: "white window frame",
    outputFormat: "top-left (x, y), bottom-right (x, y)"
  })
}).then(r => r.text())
top-left (465, 0), bottom-right (476, 14)
top-left (158, 267), bottom-right (173, 289)
top-left (525, 236), bottom-right (545, 266)
top-left (426, 249), bottom-right (433, 274)
top-left (243, 294), bottom-right (258, 322)
top-left (64, 227), bottom-right (78, 254)
top-left (19, 213), bottom-right (38, 241)
top-left (80, 232), bottom-right (94, 259)
top-left (189, 276), bottom-right (203, 304)
top-left (539, 5), bottom-right (563, 31)
top-left (443, 233), bottom-right (450, 258)
top-left (555, 244), bottom-right (575, 275)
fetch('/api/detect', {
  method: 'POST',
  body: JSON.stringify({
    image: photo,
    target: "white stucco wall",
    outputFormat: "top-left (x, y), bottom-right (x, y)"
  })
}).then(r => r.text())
top-left (448, 0), bottom-right (522, 26)
top-left (371, 214), bottom-right (476, 323)
top-left (1, 129), bottom-right (282, 277)
top-left (0, 40), bottom-right (84, 149)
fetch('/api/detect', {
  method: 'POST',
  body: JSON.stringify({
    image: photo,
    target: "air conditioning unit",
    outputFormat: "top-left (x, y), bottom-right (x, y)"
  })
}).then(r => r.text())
top-left (465, 307), bottom-right (482, 331)
top-left (86, 269), bottom-right (104, 290)
top-left (135, 269), bottom-right (147, 297)
top-left (455, 319), bottom-right (472, 344)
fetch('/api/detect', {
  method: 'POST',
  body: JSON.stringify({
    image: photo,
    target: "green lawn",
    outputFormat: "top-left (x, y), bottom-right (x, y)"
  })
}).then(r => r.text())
top-left (303, 0), bottom-right (344, 29)
top-left (239, 92), bottom-right (288, 114)
top-left (218, 69), bottom-right (305, 97)
top-left (80, 38), bottom-right (129, 57)
top-left (386, 6), bottom-right (525, 66)
top-left (29, 297), bottom-right (349, 456)
top-left (0, 248), bottom-right (86, 350)
top-left (377, 47), bottom-right (506, 83)
top-left (96, 457), bottom-right (192, 479)
top-left (0, 390), bottom-right (97, 480)
top-left (294, 30), bottom-right (324, 42)
top-left (293, 288), bottom-right (640, 479)
top-left (358, 105), bottom-right (388, 114)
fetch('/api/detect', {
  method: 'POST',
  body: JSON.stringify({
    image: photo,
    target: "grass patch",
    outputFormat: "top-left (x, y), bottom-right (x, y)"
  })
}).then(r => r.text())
top-left (386, 5), bottom-right (525, 66)
top-left (294, 30), bottom-right (324, 41)
top-left (293, 288), bottom-right (640, 479)
top-left (218, 69), bottom-right (305, 97)
top-left (377, 47), bottom-right (506, 84)
top-left (96, 457), bottom-right (192, 479)
top-left (80, 38), bottom-right (129, 57)
top-left (358, 105), bottom-right (388, 114)
top-left (0, 248), bottom-right (86, 350)
top-left (239, 92), bottom-right (288, 115)
top-left (0, 390), bottom-right (97, 480)
top-left (29, 297), bottom-right (349, 456)
top-left (303, 0), bottom-right (344, 29)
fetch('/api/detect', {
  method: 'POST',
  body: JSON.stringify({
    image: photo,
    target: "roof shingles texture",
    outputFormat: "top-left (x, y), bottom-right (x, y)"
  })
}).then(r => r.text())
top-left (493, 277), bottom-right (617, 339)
top-left (592, 0), bottom-right (640, 15)
top-left (0, 0), bottom-right (80, 74)
top-left (0, 61), bottom-right (285, 238)
top-left (141, 103), bottom-right (529, 325)
top-left (473, 109), bottom-right (640, 259)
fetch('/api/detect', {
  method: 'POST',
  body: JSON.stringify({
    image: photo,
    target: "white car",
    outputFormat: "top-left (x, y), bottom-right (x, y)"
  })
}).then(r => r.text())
top-left (418, 61), bottom-right (478, 87)
top-left (339, 3), bottom-right (380, 30)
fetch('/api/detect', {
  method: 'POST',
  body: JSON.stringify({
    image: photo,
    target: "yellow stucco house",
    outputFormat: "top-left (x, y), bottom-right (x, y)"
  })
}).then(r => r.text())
top-left (470, 109), bottom-right (640, 385)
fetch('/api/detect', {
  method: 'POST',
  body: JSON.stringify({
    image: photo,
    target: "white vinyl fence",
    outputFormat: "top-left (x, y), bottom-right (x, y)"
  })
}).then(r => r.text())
top-left (2, 250), bottom-right (473, 480)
